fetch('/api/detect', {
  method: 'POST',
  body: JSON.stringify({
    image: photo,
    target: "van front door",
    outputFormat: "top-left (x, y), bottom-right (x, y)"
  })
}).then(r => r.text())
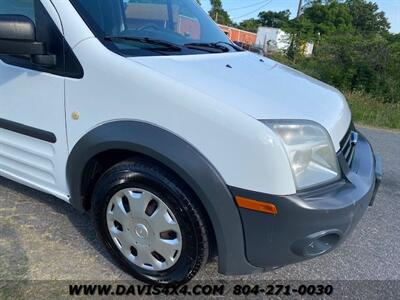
top-left (0, 0), bottom-right (76, 199)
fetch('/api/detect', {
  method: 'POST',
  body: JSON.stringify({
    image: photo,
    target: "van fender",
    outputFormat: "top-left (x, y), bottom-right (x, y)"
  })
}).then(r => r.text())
top-left (66, 120), bottom-right (260, 275)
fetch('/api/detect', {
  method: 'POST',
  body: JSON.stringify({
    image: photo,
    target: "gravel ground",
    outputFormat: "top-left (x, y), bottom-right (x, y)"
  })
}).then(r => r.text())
top-left (0, 127), bottom-right (399, 298)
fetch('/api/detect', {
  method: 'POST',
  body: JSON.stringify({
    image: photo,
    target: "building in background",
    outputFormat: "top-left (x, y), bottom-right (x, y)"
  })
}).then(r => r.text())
top-left (178, 15), bottom-right (201, 40)
top-left (256, 27), bottom-right (291, 53)
top-left (218, 25), bottom-right (257, 48)
top-left (300, 42), bottom-right (314, 57)
top-left (256, 27), bottom-right (314, 57)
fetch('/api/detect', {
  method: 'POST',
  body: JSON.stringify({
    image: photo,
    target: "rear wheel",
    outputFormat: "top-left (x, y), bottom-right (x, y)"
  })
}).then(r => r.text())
top-left (91, 158), bottom-right (209, 285)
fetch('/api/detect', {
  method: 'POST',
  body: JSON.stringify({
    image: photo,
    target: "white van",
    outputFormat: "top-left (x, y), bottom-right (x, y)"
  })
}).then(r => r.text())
top-left (0, 0), bottom-right (382, 285)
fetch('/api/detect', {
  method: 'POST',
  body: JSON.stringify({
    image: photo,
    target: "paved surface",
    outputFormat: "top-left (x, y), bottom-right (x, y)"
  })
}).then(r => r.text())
top-left (0, 127), bottom-right (399, 284)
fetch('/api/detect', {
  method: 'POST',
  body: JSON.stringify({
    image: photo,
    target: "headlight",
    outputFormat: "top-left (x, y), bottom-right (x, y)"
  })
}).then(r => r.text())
top-left (262, 120), bottom-right (341, 190)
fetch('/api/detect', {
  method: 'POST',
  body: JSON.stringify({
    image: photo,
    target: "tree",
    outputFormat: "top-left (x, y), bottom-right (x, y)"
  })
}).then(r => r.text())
top-left (290, 0), bottom-right (390, 37)
top-left (258, 10), bottom-right (290, 28)
top-left (209, 0), bottom-right (233, 26)
top-left (346, 0), bottom-right (390, 35)
top-left (274, 0), bottom-right (399, 103)
top-left (287, 0), bottom-right (353, 39)
top-left (238, 10), bottom-right (291, 33)
top-left (238, 18), bottom-right (260, 33)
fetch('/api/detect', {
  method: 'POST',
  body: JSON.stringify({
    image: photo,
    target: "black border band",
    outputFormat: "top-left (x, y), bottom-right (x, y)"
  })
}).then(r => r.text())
top-left (0, 118), bottom-right (57, 143)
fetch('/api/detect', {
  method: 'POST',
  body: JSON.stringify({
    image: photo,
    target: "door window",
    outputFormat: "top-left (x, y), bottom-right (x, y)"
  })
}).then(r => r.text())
top-left (0, 0), bottom-right (83, 78)
top-left (0, 0), bottom-right (35, 23)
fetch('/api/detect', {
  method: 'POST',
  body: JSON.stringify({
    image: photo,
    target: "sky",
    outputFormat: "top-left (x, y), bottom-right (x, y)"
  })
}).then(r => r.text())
top-left (200, 0), bottom-right (400, 33)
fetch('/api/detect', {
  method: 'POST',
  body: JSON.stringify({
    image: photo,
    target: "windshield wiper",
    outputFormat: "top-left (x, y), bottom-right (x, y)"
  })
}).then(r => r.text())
top-left (104, 36), bottom-right (182, 52)
top-left (214, 41), bottom-right (244, 51)
top-left (184, 42), bottom-right (231, 53)
top-left (104, 36), bottom-right (241, 54)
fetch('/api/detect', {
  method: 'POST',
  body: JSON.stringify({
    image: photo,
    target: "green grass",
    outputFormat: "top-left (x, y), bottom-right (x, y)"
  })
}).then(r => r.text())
top-left (346, 91), bottom-right (400, 130)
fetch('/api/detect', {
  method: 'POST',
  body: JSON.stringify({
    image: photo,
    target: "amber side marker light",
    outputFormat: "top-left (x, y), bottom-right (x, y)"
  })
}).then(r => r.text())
top-left (235, 196), bottom-right (278, 215)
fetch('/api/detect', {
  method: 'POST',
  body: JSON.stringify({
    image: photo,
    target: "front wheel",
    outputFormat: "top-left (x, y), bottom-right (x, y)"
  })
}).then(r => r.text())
top-left (91, 158), bottom-right (209, 285)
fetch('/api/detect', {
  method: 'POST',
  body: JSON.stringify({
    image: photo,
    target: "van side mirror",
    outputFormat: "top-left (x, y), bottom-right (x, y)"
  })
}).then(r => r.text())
top-left (0, 15), bottom-right (56, 67)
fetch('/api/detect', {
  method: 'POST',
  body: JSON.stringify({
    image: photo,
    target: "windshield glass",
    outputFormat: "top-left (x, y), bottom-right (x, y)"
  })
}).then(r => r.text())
top-left (70, 0), bottom-right (240, 56)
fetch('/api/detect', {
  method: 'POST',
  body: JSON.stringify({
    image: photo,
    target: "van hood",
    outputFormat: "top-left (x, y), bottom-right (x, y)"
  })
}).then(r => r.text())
top-left (130, 52), bottom-right (351, 150)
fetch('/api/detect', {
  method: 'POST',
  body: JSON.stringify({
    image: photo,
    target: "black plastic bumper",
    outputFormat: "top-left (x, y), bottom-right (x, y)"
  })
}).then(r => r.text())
top-left (230, 134), bottom-right (382, 270)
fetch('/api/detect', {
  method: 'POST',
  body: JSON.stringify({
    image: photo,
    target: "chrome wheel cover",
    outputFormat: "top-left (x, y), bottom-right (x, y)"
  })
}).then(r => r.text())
top-left (106, 188), bottom-right (182, 271)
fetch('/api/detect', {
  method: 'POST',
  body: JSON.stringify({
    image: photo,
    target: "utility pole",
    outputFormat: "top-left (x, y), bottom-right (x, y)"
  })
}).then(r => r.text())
top-left (289, 0), bottom-right (304, 63)
top-left (297, 0), bottom-right (303, 18)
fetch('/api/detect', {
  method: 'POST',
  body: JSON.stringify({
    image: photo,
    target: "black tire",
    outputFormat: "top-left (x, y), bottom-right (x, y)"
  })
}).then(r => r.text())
top-left (91, 158), bottom-right (209, 285)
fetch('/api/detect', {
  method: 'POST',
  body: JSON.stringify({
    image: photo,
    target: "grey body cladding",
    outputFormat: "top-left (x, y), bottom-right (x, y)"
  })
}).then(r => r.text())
top-left (230, 133), bottom-right (380, 269)
top-left (0, 117), bottom-right (57, 143)
top-left (66, 120), bottom-right (261, 275)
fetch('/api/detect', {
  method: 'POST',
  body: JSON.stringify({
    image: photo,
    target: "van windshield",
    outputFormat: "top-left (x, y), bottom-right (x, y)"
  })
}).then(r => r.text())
top-left (70, 0), bottom-right (241, 56)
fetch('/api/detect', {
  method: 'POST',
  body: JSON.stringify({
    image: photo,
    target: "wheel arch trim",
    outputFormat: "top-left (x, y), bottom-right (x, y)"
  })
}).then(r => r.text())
top-left (66, 120), bottom-right (260, 275)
